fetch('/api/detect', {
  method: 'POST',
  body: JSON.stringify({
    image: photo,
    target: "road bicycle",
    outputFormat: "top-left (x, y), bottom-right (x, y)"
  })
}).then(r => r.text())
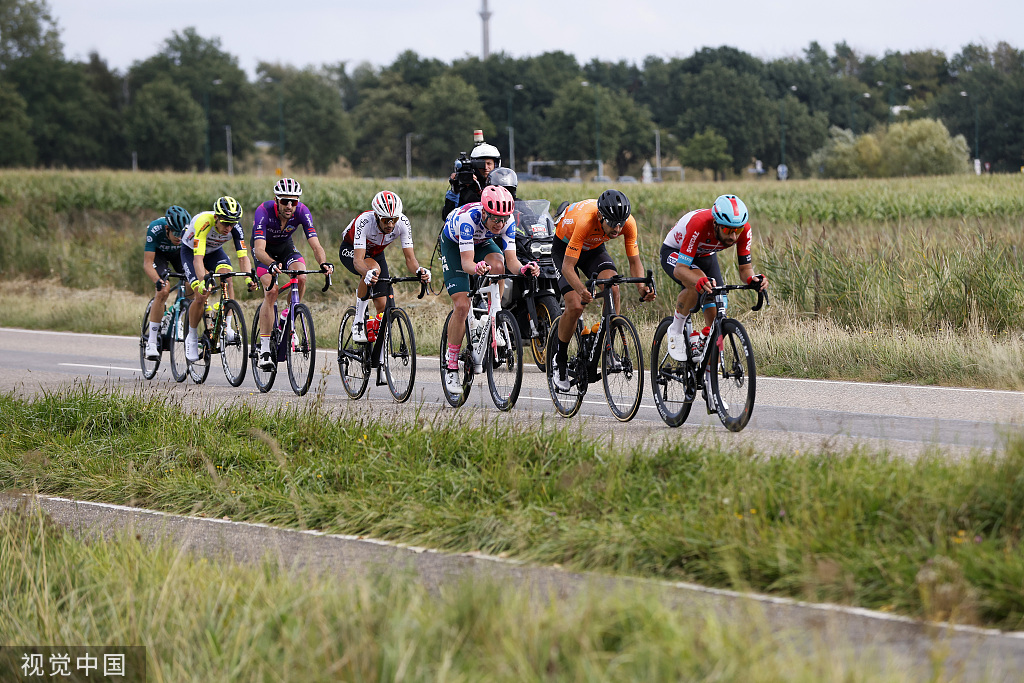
top-left (439, 273), bottom-right (523, 411)
top-left (650, 280), bottom-right (768, 431)
top-left (545, 271), bottom-right (656, 422)
top-left (337, 275), bottom-right (428, 402)
top-left (250, 268), bottom-right (332, 396)
top-left (139, 272), bottom-right (191, 382)
top-left (188, 271), bottom-right (254, 386)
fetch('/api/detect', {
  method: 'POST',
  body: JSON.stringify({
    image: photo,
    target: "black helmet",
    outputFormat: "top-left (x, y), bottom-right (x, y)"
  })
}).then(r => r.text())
top-left (596, 189), bottom-right (630, 226)
top-left (487, 167), bottom-right (518, 199)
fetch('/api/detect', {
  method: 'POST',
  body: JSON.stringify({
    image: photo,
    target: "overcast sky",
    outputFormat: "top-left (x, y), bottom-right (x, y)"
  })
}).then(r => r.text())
top-left (47, 0), bottom-right (1024, 77)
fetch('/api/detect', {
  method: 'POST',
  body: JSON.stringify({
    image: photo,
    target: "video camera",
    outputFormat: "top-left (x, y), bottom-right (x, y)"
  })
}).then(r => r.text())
top-left (453, 152), bottom-right (488, 187)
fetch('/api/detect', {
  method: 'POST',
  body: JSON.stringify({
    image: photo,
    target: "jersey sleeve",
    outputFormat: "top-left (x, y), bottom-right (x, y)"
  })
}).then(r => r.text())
top-left (232, 224), bottom-right (246, 258)
top-left (352, 215), bottom-right (368, 250)
top-left (622, 217), bottom-right (640, 258)
top-left (193, 218), bottom-right (210, 256)
top-left (399, 216), bottom-right (414, 250)
top-left (736, 225), bottom-right (753, 266)
top-left (144, 222), bottom-right (160, 253)
top-left (298, 205), bottom-right (318, 241)
top-left (252, 204), bottom-right (269, 242)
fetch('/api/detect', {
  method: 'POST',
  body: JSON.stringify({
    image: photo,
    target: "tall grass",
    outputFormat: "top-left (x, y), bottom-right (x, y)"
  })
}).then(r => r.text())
top-left (3, 384), bottom-right (1024, 629)
top-left (1, 505), bottom-right (901, 682)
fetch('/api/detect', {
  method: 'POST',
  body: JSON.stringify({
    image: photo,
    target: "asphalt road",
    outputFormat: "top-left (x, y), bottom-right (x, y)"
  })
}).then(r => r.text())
top-left (2, 326), bottom-right (1021, 456)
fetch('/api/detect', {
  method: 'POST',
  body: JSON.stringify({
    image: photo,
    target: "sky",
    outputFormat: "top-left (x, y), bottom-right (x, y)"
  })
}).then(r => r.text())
top-left (46, 0), bottom-right (1024, 78)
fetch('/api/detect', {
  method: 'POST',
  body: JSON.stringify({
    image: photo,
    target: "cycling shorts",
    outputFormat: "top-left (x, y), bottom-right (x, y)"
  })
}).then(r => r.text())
top-left (551, 239), bottom-right (617, 296)
top-left (180, 245), bottom-right (232, 286)
top-left (255, 239), bottom-right (304, 278)
top-left (440, 234), bottom-right (501, 296)
top-left (339, 245), bottom-right (391, 299)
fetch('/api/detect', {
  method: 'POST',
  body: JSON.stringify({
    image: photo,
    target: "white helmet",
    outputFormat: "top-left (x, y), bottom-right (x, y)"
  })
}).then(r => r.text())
top-left (471, 143), bottom-right (501, 165)
top-left (273, 177), bottom-right (302, 197)
top-left (371, 190), bottom-right (403, 218)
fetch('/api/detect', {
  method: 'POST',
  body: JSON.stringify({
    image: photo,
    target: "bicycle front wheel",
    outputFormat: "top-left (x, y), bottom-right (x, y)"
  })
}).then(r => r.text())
top-left (338, 307), bottom-right (370, 399)
top-left (383, 307), bottom-right (416, 403)
top-left (250, 303), bottom-right (276, 393)
top-left (602, 315), bottom-right (644, 422)
top-left (168, 302), bottom-right (189, 383)
top-left (545, 315), bottom-right (586, 418)
top-left (707, 318), bottom-right (756, 432)
top-left (486, 309), bottom-right (523, 411)
top-left (650, 317), bottom-right (693, 428)
top-left (529, 295), bottom-right (560, 372)
top-left (219, 299), bottom-right (248, 387)
top-left (139, 298), bottom-right (160, 379)
top-left (287, 303), bottom-right (317, 396)
top-left (189, 333), bottom-right (211, 384)
top-left (439, 310), bottom-right (473, 408)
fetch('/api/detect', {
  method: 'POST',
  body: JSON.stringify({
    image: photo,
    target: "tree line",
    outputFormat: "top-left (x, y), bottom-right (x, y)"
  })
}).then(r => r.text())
top-left (1, 0), bottom-right (1022, 177)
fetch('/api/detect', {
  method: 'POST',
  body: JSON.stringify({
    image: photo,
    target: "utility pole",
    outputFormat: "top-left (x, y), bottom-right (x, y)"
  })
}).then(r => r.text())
top-left (479, 0), bottom-right (491, 60)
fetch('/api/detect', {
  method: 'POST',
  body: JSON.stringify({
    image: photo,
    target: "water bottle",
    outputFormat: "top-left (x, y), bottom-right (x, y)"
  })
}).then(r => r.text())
top-left (278, 307), bottom-right (289, 329)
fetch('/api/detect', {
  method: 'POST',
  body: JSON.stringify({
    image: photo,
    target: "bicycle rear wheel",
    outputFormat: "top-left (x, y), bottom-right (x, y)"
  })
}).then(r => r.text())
top-left (189, 332), bottom-right (211, 384)
top-left (383, 307), bottom-right (416, 402)
top-left (287, 303), bottom-right (317, 396)
top-left (650, 317), bottom-right (693, 427)
top-left (529, 295), bottom-right (560, 372)
top-left (168, 301), bottom-right (189, 383)
top-left (486, 309), bottom-right (523, 411)
top-left (219, 299), bottom-right (248, 387)
top-left (250, 303), bottom-right (276, 393)
top-left (545, 315), bottom-right (587, 418)
top-left (439, 310), bottom-right (473, 408)
top-left (139, 299), bottom-right (160, 379)
top-left (338, 307), bottom-right (370, 399)
top-left (707, 318), bottom-right (756, 432)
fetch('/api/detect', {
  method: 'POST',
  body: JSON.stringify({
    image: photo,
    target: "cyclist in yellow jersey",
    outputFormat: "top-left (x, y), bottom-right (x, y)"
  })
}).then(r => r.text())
top-left (180, 196), bottom-right (256, 362)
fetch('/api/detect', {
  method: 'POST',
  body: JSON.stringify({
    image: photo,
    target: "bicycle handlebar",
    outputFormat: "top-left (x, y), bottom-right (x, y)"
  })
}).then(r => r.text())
top-left (585, 269), bottom-right (657, 303)
top-left (358, 275), bottom-right (429, 301)
top-left (270, 268), bottom-right (332, 292)
top-left (695, 281), bottom-right (770, 313)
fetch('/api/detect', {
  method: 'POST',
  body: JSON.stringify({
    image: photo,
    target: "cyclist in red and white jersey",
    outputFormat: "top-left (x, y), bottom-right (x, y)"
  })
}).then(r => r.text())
top-left (661, 194), bottom-right (768, 362)
top-left (339, 190), bottom-right (430, 343)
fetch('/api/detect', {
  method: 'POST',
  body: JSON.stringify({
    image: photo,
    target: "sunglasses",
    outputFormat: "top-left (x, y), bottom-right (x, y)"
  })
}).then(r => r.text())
top-left (278, 198), bottom-right (299, 207)
top-left (717, 223), bottom-right (744, 235)
top-left (378, 215), bottom-right (399, 225)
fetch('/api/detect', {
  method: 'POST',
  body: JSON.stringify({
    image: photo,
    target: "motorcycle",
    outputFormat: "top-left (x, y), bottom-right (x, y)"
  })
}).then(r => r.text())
top-left (501, 198), bottom-right (563, 371)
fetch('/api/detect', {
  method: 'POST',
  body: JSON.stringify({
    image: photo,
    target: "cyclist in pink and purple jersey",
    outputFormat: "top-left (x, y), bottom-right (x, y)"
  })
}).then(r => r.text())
top-left (251, 177), bottom-right (334, 370)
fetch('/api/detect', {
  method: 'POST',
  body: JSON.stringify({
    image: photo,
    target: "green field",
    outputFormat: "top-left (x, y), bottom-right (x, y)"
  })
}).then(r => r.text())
top-left (2, 171), bottom-right (1023, 388)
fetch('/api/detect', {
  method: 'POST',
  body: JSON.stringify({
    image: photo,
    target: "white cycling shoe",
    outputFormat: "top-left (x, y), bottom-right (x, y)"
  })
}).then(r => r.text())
top-left (144, 338), bottom-right (160, 360)
top-left (224, 327), bottom-right (239, 344)
top-left (666, 332), bottom-right (688, 362)
top-left (551, 359), bottom-right (571, 392)
top-left (351, 320), bottom-right (368, 344)
top-left (258, 350), bottom-right (275, 371)
top-left (444, 368), bottom-right (463, 395)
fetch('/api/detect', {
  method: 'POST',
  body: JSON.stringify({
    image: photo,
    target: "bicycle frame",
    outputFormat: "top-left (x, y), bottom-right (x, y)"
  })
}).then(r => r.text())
top-left (269, 268), bottom-right (332, 362)
top-left (202, 271), bottom-right (253, 350)
top-left (358, 275), bottom-right (427, 379)
top-left (579, 270), bottom-right (656, 378)
top-left (466, 273), bottom-right (515, 374)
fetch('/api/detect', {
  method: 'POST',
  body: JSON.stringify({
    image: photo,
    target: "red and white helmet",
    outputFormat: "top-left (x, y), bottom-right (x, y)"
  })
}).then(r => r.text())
top-left (273, 177), bottom-right (302, 197)
top-left (371, 190), bottom-right (403, 218)
top-left (480, 185), bottom-right (514, 216)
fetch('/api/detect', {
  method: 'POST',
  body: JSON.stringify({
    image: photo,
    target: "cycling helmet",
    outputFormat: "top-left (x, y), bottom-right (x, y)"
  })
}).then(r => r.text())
top-left (487, 167), bottom-right (518, 199)
top-left (213, 196), bottom-right (243, 223)
top-left (471, 143), bottom-right (501, 166)
top-left (480, 185), bottom-right (514, 217)
top-left (371, 190), bottom-right (403, 218)
top-left (274, 177), bottom-right (302, 197)
top-left (710, 194), bottom-right (748, 228)
top-left (164, 205), bottom-right (191, 237)
top-left (596, 189), bottom-right (631, 226)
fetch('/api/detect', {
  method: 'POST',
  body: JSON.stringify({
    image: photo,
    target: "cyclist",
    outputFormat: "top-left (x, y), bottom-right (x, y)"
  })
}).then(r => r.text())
top-left (181, 196), bottom-right (256, 363)
top-left (251, 178), bottom-right (334, 370)
top-left (442, 141), bottom-right (501, 219)
top-left (143, 205), bottom-right (191, 360)
top-left (339, 190), bottom-right (430, 343)
top-left (661, 194), bottom-right (769, 363)
top-left (550, 189), bottom-right (655, 392)
top-left (439, 185), bottom-right (538, 395)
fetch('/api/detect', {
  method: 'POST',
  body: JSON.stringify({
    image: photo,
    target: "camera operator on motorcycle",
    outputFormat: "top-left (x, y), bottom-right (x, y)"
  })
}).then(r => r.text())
top-left (442, 142), bottom-right (501, 220)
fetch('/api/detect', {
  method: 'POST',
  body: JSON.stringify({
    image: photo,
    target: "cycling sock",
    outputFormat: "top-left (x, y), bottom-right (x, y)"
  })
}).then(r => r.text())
top-left (187, 325), bottom-right (197, 340)
top-left (260, 334), bottom-right (270, 353)
top-left (355, 297), bottom-right (368, 322)
top-left (555, 338), bottom-right (569, 366)
top-left (148, 321), bottom-right (160, 338)
top-left (669, 311), bottom-right (687, 335)
top-left (225, 314), bottom-right (234, 329)
top-left (447, 343), bottom-right (460, 370)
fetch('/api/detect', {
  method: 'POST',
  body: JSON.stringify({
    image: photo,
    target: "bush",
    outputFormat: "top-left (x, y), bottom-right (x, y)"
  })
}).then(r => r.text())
top-left (810, 119), bottom-right (970, 178)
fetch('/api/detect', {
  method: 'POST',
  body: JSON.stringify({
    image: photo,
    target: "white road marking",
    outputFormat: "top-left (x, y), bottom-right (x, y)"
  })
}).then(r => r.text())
top-left (59, 363), bottom-right (139, 372)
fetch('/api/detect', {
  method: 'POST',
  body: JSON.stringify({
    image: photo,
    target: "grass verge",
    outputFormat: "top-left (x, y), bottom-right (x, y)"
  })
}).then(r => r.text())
top-left (1, 504), bottom-right (903, 682)
top-left (2, 384), bottom-right (1023, 630)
